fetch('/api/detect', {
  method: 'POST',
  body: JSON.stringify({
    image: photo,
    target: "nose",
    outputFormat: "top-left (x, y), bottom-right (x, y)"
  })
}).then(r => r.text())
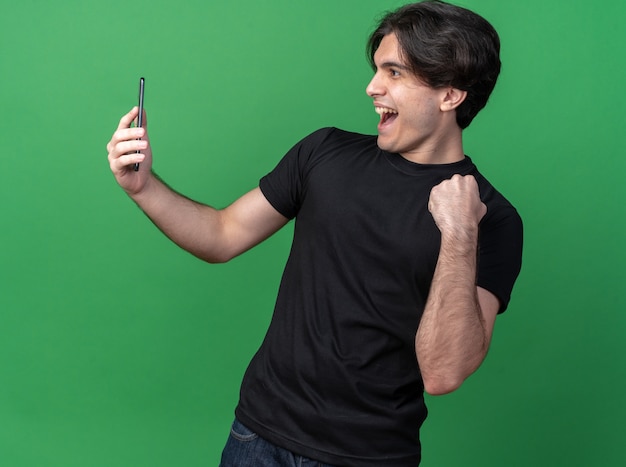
top-left (366, 71), bottom-right (383, 97)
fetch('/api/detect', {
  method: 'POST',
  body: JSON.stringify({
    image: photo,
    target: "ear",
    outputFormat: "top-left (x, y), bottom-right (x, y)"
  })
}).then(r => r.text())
top-left (440, 87), bottom-right (467, 112)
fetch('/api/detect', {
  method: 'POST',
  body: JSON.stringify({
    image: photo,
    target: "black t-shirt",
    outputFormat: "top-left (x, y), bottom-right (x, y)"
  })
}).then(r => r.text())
top-left (235, 128), bottom-right (523, 466)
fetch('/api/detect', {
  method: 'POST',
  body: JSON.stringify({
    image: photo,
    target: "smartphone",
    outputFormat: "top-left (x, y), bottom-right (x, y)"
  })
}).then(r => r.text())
top-left (133, 77), bottom-right (145, 171)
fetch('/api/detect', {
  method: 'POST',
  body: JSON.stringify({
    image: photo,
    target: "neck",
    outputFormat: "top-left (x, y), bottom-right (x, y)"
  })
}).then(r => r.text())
top-left (401, 126), bottom-right (464, 165)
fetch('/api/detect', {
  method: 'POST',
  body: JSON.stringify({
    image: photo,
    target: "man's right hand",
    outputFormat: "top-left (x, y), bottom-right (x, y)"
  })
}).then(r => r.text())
top-left (106, 106), bottom-right (152, 196)
top-left (105, 106), bottom-right (288, 263)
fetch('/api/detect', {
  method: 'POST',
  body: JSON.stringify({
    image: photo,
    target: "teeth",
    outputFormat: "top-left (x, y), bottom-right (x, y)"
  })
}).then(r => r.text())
top-left (375, 107), bottom-right (398, 115)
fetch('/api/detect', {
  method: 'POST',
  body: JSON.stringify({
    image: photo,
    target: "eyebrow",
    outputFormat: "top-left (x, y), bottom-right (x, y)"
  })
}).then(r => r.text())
top-left (378, 61), bottom-right (411, 71)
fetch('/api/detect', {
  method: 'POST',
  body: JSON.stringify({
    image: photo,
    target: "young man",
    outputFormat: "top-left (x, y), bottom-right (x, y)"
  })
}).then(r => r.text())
top-left (107, 1), bottom-right (522, 465)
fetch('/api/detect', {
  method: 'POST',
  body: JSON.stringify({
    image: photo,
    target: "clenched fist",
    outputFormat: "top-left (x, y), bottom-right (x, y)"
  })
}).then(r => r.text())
top-left (428, 174), bottom-right (486, 237)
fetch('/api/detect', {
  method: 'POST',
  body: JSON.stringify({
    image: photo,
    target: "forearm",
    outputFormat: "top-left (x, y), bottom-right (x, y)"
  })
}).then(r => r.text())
top-left (415, 230), bottom-right (488, 395)
top-left (130, 172), bottom-right (232, 263)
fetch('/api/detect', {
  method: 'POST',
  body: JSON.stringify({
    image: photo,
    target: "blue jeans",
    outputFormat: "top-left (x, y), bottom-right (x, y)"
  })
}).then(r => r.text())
top-left (219, 419), bottom-right (336, 467)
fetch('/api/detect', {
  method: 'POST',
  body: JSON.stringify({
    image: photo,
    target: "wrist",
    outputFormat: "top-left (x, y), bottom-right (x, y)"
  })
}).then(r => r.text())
top-left (128, 171), bottom-right (157, 202)
top-left (439, 227), bottom-right (479, 254)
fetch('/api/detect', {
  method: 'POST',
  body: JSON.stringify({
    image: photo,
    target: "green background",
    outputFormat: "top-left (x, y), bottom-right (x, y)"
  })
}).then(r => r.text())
top-left (1, 0), bottom-right (624, 465)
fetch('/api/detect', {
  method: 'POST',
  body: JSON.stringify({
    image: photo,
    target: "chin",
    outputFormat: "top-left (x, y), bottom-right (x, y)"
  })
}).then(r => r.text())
top-left (376, 136), bottom-right (394, 152)
top-left (376, 137), bottom-right (403, 155)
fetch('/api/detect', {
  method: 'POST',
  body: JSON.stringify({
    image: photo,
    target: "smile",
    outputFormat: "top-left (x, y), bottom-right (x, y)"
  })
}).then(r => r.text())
top-left (375, 106), bottom-right (398, 126)
top-left (375, 106), bottom-right (398, 116)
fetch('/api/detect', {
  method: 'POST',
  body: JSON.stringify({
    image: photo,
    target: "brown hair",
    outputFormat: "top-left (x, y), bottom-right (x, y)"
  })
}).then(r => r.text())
top-left (367, 0), bottom-right (501, 129)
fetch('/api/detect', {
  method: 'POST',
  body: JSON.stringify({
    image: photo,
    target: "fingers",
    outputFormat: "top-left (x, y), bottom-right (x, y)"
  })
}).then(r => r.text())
top-left (107, 143), bottom-right (147, 173)
top-left (108, 126), bottom-right (145, 149)
top-left (110, 151), bottom-right (146, 172)
top-left (437, 174), bottom-right (477, 190)
top-left (107, 127), bottom-right (146, 158)
top-left (431, 174), bottom-right (479, 200)
top-left (107, 108), bottom-right (151, 172)
top-left (107, 108), bottom-right (148, 154)
top-left (429, 175), bottom-right (486, 230)
top-left (106, 108), bottom-right (152, 195)
top-left (109, 137), bottom-right (148, 157)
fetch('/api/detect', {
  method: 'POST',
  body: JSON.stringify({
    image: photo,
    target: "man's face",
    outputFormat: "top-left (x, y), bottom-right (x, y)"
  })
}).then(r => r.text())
top-left (366, 33), bottom-right (454, 162)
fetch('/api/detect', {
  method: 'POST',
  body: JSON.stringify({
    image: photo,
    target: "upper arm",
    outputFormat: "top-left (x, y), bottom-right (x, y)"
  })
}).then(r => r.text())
top-left (218, 187), bottom-right (289, 261)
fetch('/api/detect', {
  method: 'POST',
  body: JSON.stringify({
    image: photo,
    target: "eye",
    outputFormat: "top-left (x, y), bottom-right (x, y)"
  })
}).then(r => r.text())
top-left (390, 69), bottom-right (401, 77)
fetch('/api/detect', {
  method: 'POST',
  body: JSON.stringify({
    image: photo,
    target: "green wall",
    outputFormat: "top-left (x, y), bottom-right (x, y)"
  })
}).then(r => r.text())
top-left (1, 0), bottom-right (624, 465)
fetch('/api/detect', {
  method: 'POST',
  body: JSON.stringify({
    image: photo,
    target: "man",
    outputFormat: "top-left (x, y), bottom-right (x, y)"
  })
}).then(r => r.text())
top-left (107, 1), bottom-right (523, 465)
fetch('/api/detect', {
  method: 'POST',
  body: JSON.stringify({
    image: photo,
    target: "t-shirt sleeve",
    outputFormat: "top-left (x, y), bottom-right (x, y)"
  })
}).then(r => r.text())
top-left (259, 127), bottom-right (334, 219)
top-left (477, 205), bottom-right (524, 313)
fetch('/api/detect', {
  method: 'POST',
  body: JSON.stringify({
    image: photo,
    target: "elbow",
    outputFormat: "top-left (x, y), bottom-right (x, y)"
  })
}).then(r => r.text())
top-left (418, 343), bottom-right (490, 396)
top-left (195, 237), bottom-right (243, 264)
top-left (422, 374), bottom-right (465, 396)
top-left (421, 356), bottom-right (484, 395)
top-left (202, 253), bottom-right (233, 264)
top-left (196, 248), bottom-right (236, 264)
top-left (200, 236), bottom-right (250, 264)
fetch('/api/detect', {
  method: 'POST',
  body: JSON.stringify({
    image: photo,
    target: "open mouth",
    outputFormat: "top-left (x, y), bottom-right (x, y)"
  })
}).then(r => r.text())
top-left (375, 106), bottom-right (398, 127)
